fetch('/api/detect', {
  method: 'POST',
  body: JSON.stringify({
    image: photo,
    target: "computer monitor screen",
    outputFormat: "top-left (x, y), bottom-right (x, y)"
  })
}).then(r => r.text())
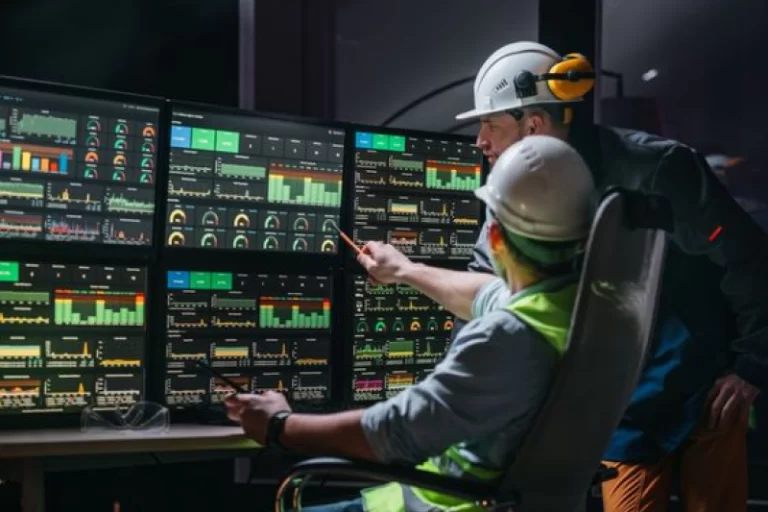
top-left (0, 260), bottom-right (146, 414)
top-left (352, 130), bottom-right (484, 260)
top-left (350, 274), bottom-right (452, 403)
top-left (0, 84), bottom-right (160, 245)
top-left (164, 269), bottom-right (332, 408)
top-left (165, 105), bottom-right (345, 254)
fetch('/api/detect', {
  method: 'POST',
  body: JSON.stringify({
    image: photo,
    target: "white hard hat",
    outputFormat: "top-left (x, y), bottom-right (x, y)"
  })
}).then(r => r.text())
top-left (456, 41), bottom-right (595, 121)
top-left (475, 135), bottom-right (595, 241)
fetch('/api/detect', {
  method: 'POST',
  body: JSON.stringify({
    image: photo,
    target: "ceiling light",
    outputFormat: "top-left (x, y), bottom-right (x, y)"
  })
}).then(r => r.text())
top-left (641, 69), bottom-right (659, 82)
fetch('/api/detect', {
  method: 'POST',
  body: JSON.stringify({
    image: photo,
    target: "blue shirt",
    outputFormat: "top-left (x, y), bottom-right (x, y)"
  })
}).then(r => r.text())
top-left (603, 315), bottom-right (727, 462)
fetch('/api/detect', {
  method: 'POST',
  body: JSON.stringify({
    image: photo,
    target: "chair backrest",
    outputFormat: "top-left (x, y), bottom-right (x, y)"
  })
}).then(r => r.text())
top-left (497, 190), bottom-right (670, 512)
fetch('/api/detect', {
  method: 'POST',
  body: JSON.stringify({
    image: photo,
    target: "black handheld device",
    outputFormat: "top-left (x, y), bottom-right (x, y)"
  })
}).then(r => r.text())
top-left (194, 360), bottom-right (249, 394)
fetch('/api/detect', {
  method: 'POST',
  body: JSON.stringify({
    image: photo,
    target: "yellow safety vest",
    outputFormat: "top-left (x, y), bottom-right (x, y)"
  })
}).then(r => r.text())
top-left (360, 280), bottom-right (578, 512)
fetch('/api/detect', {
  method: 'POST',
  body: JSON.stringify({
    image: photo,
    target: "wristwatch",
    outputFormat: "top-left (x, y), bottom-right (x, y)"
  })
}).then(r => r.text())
top-left (266, 410), bottom-right (292, 449)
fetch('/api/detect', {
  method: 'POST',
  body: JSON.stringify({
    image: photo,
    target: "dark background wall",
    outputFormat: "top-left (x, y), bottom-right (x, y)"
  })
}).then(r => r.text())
top-left (335, 0), bottom-right (768, 171)
top-left (0, 0), bottom-right (239, 105)
top-left (1, 0), bottom-right (765, 168)
top-left (334, 0), bottom-right (539, 133)
top-left (600, 0), bottom-right (767, 161)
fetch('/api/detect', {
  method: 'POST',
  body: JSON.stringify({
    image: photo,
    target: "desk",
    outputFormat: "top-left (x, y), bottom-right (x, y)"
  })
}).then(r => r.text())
top-left (0, 425), bottom-right (260, 512)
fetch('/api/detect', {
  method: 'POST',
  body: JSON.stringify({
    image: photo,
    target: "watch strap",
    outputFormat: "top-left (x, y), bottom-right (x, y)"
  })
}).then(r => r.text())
top-left (266, 410), bottom-right (292, 449)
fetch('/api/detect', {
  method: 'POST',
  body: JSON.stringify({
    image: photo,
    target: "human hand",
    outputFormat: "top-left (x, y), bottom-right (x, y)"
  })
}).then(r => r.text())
top-left (356, 241), bottom-right (417, 284)
top-left (224, 391), bottom-right (292, 444)
top-left (706, 374), bottom-right (760, 429)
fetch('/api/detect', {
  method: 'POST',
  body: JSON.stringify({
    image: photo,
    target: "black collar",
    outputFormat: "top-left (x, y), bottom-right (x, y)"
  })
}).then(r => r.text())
top-left (568, 122), bottom-right (605, 185)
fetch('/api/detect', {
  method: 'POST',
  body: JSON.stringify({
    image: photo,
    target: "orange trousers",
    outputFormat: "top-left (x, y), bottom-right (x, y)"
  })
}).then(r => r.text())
top-left (601, 411), bottom-right (748, 512)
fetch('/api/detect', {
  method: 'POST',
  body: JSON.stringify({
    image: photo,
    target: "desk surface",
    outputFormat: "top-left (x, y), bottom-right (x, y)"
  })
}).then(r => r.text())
top-left (0, 425), bottom-right (260, 458)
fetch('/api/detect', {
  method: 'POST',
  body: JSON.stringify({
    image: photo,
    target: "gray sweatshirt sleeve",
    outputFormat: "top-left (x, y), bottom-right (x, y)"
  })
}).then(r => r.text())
top-left (469, 220), bottom-right (494, 274)
top-left (471, 277), bottom-right (511, 319)
top-left (360, 310), bottom-right (559, 464)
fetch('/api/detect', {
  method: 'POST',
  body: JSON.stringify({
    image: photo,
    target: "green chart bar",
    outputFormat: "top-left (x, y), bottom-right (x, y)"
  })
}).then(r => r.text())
top-left (12, 146), bottom-right (21, 170)
top-left (267, 173), bottom-right (342, 207)
top-left (259, 300), bottom-right (331, 329)
top-left (426, 165), bottom-right (482, 191)
top-left (356, 345), bottom-right (384, 358)
top-left (107, 195), bottom-right (155, 214)
top-left (219, 163), bottom-right (266, 179)
top-left (0, 291), bottom-right (49, 303)
top-left (54, 293), bottom-right (145, 326)
top-left (388, 340), bottom-right (414, 356)
top-left (389, 157), bottom-right (423, 171)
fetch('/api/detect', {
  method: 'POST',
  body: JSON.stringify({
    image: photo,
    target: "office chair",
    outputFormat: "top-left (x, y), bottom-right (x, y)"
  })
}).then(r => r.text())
top-left (276, 188), bottom-right (673, 512)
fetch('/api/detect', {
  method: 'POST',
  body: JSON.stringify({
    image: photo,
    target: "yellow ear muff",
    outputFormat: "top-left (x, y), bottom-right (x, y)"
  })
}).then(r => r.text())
top-left (547, 53), bottom-right (595, 101)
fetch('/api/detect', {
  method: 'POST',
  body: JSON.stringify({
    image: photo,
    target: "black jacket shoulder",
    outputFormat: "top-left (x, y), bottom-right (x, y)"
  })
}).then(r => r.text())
top-left (591, 125), bottom-right (690, 193)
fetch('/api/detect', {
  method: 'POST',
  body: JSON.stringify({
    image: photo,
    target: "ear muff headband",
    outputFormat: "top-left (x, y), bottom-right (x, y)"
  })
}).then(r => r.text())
top-left (513, 52), bottom-right (596, 102)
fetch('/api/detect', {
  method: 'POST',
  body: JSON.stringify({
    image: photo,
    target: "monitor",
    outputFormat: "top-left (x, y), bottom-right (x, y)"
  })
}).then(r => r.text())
top-left (164, 269), bottom-right (332, 408)
top-left (350, 274), bottom-right (452, 403)
top-left (165, 105), bottom-right (345, 254)
top-left (0, 260), bottom-right (146, 415)
top-left (0, 83), bottom-right (160, 246)
top-left (352, 130), bottom-right (484, 260)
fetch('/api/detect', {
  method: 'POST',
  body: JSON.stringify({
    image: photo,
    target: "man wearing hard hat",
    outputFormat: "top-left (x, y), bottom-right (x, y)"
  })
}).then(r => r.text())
top-left (225, 136), bottom-right (597, 512)
top-left (359, 42), bottom-right (768, 511)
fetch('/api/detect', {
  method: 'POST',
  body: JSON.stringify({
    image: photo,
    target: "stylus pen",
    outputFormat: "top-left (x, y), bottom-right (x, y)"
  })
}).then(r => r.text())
top-left (195, 360), bottom-right (249, 394)
top-left (329, 220), bottom-right (364, 255)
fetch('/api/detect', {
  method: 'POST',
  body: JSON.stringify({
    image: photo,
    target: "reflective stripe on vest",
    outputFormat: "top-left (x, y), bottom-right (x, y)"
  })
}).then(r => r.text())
top-left (361, 482), bottom-right (407, 512)
top-left (361, 279), bottom-right (579, 512)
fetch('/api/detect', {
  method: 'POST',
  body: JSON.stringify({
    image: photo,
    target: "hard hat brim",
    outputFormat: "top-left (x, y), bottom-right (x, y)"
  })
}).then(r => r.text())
top-left (455, 104), bottom-right (513, 121)
top-left (456, 97), bottom-right (584, 121)
top-left (474, 185), bottom-right (491, 204)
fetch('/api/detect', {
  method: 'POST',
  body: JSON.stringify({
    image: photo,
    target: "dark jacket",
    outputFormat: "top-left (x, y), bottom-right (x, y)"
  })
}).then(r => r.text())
top-left (467, 124), bottom-right (768, 460)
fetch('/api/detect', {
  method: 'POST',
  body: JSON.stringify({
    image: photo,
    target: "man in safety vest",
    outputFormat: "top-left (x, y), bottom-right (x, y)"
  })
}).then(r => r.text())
top-left (224, 135), bottom-right (597, 512)
top-left (449, 42), bottom-right (768, 511)
top-left (344, 45), bottom-right (766, 511)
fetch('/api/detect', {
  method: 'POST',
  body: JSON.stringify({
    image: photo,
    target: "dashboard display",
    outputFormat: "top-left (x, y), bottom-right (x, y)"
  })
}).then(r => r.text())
top-left (165, 107), bottom-right (344, 254)
top-left (164, 269), bottom-right (332, 408)
top-left (0, 260), bottom-right (146, 414)
top-left (349, 274), bottom-right (451, 403)
top-left (352, 131), bottom-right (483, 260)
top-left (0, 85), bottom-right (159, 246)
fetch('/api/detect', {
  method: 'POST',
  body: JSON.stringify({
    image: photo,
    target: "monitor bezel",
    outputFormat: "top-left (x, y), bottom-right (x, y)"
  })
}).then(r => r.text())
top-left (338, 123), bottom-right (488, 406)
top-left (160, 98), bottom-right (351, 265)
top-left (153, 259), bottom-right (340, 424)
top-left (0, 75), bottom-right (167, 262)
top-left (341, 122), bottom-right (488, 264)
top-left (0, 254), bottom-right (152, 430)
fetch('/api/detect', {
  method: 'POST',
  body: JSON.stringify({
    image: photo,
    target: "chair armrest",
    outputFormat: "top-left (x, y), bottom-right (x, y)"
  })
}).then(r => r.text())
top-left (285, 457), bottom-right (500, 504)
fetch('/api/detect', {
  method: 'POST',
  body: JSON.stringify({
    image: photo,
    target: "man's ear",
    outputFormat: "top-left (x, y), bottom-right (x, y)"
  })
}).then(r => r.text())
top-left (525, 112), bottom-right (546, 135)
top-left (488, 222), bottom-right (505, 253)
